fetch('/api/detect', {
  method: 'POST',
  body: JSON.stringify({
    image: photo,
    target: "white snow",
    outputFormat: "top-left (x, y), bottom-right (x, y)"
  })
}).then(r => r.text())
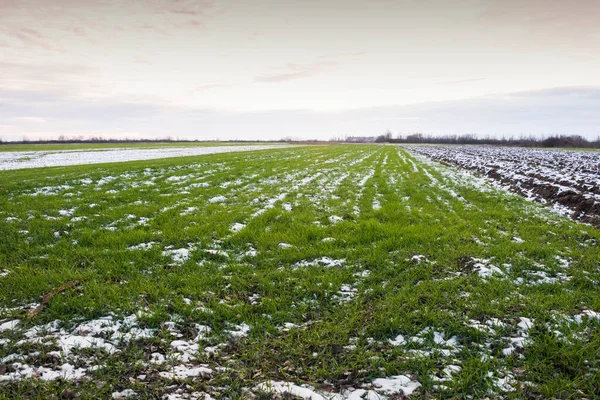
top-left (57, 334), bottom-right (118, 355)
top-left (471, 258), bottom-right (504, 278)
top-left (256, 381), bottom-right (327, 400)
top-left (163, 248), bottom-right (191, 264)
top-left (256, 375), bottom-right (422, 399)
top-left (335, 285), bottom-right (358, 303)
top-left (388, 334), bottom-right (406, 346)
top-left (230, 222), bottom-right (246, 232)
top-left (293, 257), bottom-right (346, 269)
top-left (208, 195), bottom-right (227, 203)
top-left (180, 207), bottom-right (197, 215)
top-left (128, 242), bottom-right (156, 251)
top-left (159, 365), bottom-right (213, 380)
top-left (0, 319), bottom-right (20, 332)
top-left (203, 249), bottom-right (229, 258)
top-left (149, 353), bottom-right (166, 364)
top-left (371, 375), bottom-right (422, 396)
top-left (0, 145), bottom-right (291, 170)
top-left (0, 362), bottom-right (87, 382)
top-left (518, 317), bottom-right (534, 331)
top-left (373, 199), bottom-right (381, 210)
top-left (163, 393), bottom-right (215, 400)
top-left (226, 323), bottom-right (250, 338)
top-left (112, 389), bottom-right (139, 399)
top-left (189, 182), bottom-right (210, 188)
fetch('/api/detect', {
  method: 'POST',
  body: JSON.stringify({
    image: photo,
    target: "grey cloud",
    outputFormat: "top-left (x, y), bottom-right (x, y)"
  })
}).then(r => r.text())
top-left (0, 89), bottom-right (164, 122)
top-left (1, 86), bottom-right (600, 142)
top-left (507, 86), bottom-right (600, 99)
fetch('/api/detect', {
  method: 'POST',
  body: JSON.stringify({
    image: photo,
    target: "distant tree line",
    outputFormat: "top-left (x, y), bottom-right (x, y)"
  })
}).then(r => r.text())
top-left (3, 133), bottom-right (599, 149)
top-left (332, 132), bottom-right (600, 149)
top-left (0, 135), bottom-right (279, 145)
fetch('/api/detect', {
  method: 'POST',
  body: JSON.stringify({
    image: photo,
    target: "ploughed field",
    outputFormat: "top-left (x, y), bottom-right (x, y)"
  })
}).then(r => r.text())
top-left (409, 145), bottom-right (600, 227)
top-left (0, 145), bottom-right (599, 399)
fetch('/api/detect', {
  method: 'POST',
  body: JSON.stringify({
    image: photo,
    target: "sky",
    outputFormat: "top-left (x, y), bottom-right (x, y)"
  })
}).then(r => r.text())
top-left (1, 0), bottom-right (599, 141)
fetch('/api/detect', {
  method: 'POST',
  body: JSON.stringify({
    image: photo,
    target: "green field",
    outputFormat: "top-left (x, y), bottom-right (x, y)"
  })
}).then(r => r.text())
top-left (0, 142), bottom-right (269, 152)
top-left (1, 145), bottom-right (599, 399)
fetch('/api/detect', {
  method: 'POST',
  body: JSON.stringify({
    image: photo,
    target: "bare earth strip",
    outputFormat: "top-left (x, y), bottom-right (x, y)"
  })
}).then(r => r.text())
top-left (0, 145), bottom-right (293, 170)
top-left (406, 145), bottom-right (600, 227)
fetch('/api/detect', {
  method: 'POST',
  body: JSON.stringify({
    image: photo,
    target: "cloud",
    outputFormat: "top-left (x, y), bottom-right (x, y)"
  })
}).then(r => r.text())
top-left (0, 88), bottom-right (164, 122)
top-left (507, 86), bottom-right (600, 99)
top-left (0, 61), bottom-right (91, 77)
top-left (438, 78), bottom-right (486, 85)
top-left (10, 117), bottom-right (46, 123)
top-left (366, 116), bottom-right (420, 121)
top-left (1, 86), bottom-right (600, 142)
top-left (255, 70), bottom-right (322, 83)
top-left (192, 83), bottom-right (231, 92)
top-left (255, 52), bottom-right (366, 84)
top-left (1, 26), bottom-right (59, 50)
top-left (385, 86), bottom-right (600, 136)
top-left (480, 0), bottom-right (600, 49)
top-left (0, 0), bottom-right (215, 47)
top-left (255, 61), bottom-right (337, 83)
top-left (317, 52), bottom-right (367, 59)
top-left (0, 61), bottom-right (94, 95)
top-left (132, 56), bottom-right (153, 65)
top-left (149, 0), bottom-right (213, 15)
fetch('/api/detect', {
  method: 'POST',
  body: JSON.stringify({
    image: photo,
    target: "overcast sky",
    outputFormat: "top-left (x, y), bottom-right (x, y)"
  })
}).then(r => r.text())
top-left (1, 0), bottom-right (599, 141)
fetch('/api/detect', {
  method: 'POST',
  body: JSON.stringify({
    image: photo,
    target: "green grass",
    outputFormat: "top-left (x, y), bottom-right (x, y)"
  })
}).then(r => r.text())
top-left (0, 145), bottom-right (599, 399)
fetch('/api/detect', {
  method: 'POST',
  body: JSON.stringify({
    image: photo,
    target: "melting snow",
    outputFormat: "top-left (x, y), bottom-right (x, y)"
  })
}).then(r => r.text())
top-left (0, 320), bottom-right (20, 332)
top-left (231, 222), bottom-right (246, 232)
top-left (163, 248), bottom-right (191, 264)
top-left (293, 257), bottom-right (346, 269)
top-left (208, 195), bottom-right (227, 203)
top-left (159, 365), bottom-right (213, 380)
top-left (371, 375), bottom-right (422, 396)
top-left (0, 145), bottom-right (291, 170)
top-left (112, 389), bottom-right (139, 399)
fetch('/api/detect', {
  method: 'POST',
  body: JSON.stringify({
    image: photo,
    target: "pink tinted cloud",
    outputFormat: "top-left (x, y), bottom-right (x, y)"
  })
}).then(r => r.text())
top-left (1, 26), bottom-right (63, 51)
top-left (147, 0), bottom-right (214, 16)
top-left (481, 0), bottom-right (600, 47)
top-left (0, 0), bottom-right (214, 36)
